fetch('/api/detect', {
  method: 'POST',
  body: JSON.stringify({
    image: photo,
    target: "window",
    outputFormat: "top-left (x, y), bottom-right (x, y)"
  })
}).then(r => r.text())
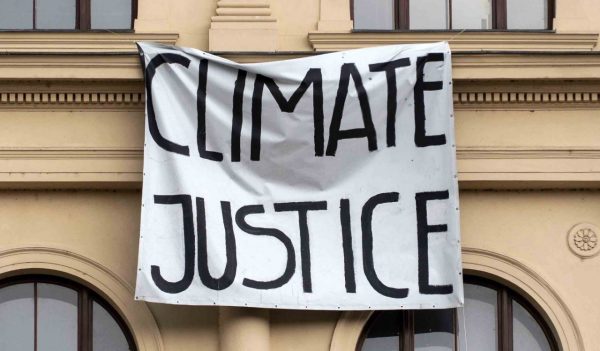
top-left (0, 275), bottom-right (136, 351)
top-left (359, 276), bottom-right (558, 351)
top-left (0, 0), bottom-right (135, 30)
top-left (352, 0), bottom-right (552, 30)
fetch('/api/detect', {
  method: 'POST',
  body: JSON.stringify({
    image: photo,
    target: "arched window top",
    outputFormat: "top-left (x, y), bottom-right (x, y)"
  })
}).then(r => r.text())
top-left (359, 276), bottom-right (558, 351)
top-left (352, 0), bottom-right (553, 31)
top-left (0, 275), bottom-right (136, 351)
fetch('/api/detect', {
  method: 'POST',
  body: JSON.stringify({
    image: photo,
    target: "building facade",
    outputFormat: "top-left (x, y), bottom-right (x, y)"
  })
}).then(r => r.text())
top-left (0, 0), bottom-right (599, 350)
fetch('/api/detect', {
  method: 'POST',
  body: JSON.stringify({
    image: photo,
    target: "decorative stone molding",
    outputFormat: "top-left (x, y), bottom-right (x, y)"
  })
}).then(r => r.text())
top-left (452, 79), bottom-right (600, 110)
top-left (329, 248), bottom-right (584, 351)
top-left (0, 147), bottom-right (142, 160)
top-left (457, 148), bottom-right (600, 189)
top-left (1, 79), bottom-right (600, 188)
top-left (567, 223), bottom-right (600, 258)
top-left (0, 81), bottom-right (144, 110)
top-left (0, 61), bottom-right (600, 189)
top-left (3, 146), bottom-right (600, 189)
top-left (0, 91), bottom-right (144, 109)
top-left (3, 89), bottom-right (600, 111)
top-left (3, 52), bottom-right (600, 81)
top-left (455, 91), bottom-right (599, 104)
top-left (0, 32), bottom-right (177, 80)
top-left (0, 147), bottom-right (142, 189)
top-left (452, 52), bottom-right (600, 80)
top-left (219, 52), bottom-right (600, 81)
top-left (209, 0), bottom-right (278, 52)
top-left (0, 32), bottom-right (178, 53)
top-left (0, 246), bottom-right (164, 351)
top-left (457, 148), bottom-right (600, 160)
top-left (453, 91), bottom-right (600, 110)
top-left (0, 55), bottom-right (143, 80)
top-left (2, 78), bottom-right (600, 111)
top-left (308, 32), bottom-right (599, 52)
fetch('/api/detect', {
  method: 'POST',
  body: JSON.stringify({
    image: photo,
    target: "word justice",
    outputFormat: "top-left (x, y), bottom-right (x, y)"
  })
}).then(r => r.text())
top-left (149, 190), bottom-right (453, 299)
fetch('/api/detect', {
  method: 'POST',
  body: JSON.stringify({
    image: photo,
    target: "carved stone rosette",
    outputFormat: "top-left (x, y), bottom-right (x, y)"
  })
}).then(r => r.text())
top-left (567, 223), bottom-right (600, 258)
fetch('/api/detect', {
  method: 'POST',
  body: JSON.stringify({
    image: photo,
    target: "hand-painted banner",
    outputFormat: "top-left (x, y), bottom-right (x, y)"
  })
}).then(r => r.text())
top-left (135, 41), bottom-right (463, 310)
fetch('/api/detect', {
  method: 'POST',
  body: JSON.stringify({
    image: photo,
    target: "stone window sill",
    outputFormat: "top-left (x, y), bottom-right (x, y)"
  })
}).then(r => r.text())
top-left (307, 31), bottom-right (598, 52)
top-left (0, 32), bottom-right (178, 80)
top-left (0, 32), bottom-right (178, 54)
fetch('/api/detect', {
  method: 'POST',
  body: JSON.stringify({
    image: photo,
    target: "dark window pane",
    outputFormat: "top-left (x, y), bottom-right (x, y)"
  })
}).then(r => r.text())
top-left (93, 301), bottom-right (131, 351)
top-left (353, 0), bottom-right (394, 30)
top-left (513, 300), bottom-right (552, 351)
top-left (91, 0), bottom-right (132, 30)
top-left (452, 0), bottom-right (492, 29)
top-left (414, 309), bottom-right (455, 351)
top-left (410, 0), bottom-right (449, 29)
top-left (458, 284), bottom-right (498, 351)
top-left (0, 283), bottom-right (34, 351)
top-left (36, 0), bottom-right (76, 29)
top-left (507, 0), bottom-right (547, 29)
top-left (37, 283), bottom-right (78, 351)
top-left (0, 0), bottom-right (33, 29)
top-left (360, 312), bottom-right (401, 351)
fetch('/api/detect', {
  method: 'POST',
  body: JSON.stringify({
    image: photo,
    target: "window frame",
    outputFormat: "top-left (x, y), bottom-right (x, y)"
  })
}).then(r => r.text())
top-left (358, 308), bottom-right (458, 350)
top-left (466, 276), bottom-right (559, 351)
top-left (0, 274), bottom-right (137, 351)
top-left (351, 0), bottom-right (555, 31)
top-left (357, 275), bottom-right (559, 351)
top-left (0, 0), bottom-right (137, 31)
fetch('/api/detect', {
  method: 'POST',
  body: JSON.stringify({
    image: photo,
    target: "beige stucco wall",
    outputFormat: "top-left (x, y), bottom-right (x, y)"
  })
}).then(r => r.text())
top-left (1, 0), bottom-right (600, 350)
top-left (133, 0), bottom-right (600, 51)
top-left (0, 189), bottom-right (598, 349)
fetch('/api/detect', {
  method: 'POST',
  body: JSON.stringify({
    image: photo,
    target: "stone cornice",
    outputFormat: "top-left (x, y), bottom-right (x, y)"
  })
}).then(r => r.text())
top-left (0, 43), bottom-right (599, 190)
top-left (2, 147), bottom-right (600, 190)
top-left (0, 32), bottom-right (178, 53)
top-left (0, 32), bottom-right (178, 80)
top-left (307, 31), bottom-right (599, 52)
top-left (0, 81), bottom-right (144, 110)
top-left (0, 54), bottom-right (141, 80)
top-left (454, 91), bottom-right (600, 110)
top-left (0, 91), bottom-right (144, 110)
top-left (220, 52), bottom-right (600, 80)
top-left (2, 52), bottom-right (600, 81)
top-left (453, 80), bottom-right (600, 109)
top-left (451, 52), bottom-right (600, 80)
top-left (0, 79), bottom-right (599, 111)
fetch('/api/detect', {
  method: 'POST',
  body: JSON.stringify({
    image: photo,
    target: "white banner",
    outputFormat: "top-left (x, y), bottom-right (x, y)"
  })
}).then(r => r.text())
top-left (135, 42), bottom-right (463, 310)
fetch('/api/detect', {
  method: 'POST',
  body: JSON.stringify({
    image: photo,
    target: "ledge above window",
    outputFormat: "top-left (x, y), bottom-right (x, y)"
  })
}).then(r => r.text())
top-left (0, 31), bottom-right (178, 54)
top-left (308, 31), bottom-right (598, 52)
top-left (0, 32), bottom-right (178, 80)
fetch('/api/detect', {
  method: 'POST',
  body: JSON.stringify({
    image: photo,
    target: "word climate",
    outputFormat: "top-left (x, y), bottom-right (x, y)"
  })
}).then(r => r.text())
top-left (144, 52), bottom-right (448, 160)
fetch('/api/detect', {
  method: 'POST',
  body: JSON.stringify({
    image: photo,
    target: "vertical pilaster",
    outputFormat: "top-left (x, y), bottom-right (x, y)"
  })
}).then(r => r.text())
top-left (133, 0), bottom-right (171, 32)
top-left (317, 0), bottom-right (353, 32)
top-left (209, 0), bottom-right (278, 52)
top-left (218, 307), bottom-right (270, 351)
